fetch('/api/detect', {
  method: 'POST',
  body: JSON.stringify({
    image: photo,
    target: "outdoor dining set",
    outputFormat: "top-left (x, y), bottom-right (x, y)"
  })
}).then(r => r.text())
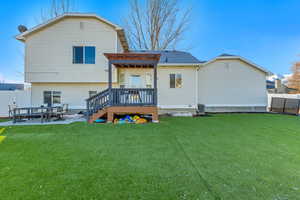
top-left (8, 104), bottom-right (69, 123)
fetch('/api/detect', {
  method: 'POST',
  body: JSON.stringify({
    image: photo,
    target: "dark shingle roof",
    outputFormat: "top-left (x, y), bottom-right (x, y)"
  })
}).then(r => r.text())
top-left (218, 53), bottom-right (236, 57)
top-left (0, 83), bottom-right (24, 91)
top-left (133, 50), bottom-right (203, 64)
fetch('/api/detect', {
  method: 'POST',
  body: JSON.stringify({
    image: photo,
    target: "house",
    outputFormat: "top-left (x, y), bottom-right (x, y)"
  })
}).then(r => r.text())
top-left (267, 80), bottom-right (275, 90)
top-left (0, 83), bottom-right (24, 91)
top-left (267, 79), bottom-right (298, 94)
top-left (16, 13), bottom-right (270, 122)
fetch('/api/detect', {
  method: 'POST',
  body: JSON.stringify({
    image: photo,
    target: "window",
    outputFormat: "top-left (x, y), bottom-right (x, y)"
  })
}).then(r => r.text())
top-left (130, 75), bottom-right (142, 88)
top-left (73, 46), bottom-right (95, 64)
top-left (170, 74), bottom-right (182, 88)
top-left (43, 91), bottom-right (52, 106)
top-left (119, 73), bottom-right (125, 88)
top-left (146, 72), bottom-right (152, 88)
top-left (52, 91), bottom-right (61, 104)
top-left (89, 91), bottom-right (97, 98)
top-left (85, 47), bottom-right (96, 64)
top-left (73, 47), bottom-right (84, 64)
top-left (43, 91), bottom-right (61, 106)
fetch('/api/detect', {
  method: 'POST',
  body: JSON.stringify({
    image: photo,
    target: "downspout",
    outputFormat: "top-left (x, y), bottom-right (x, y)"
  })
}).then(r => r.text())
top-left (195, 65), bottom-right (200, 109)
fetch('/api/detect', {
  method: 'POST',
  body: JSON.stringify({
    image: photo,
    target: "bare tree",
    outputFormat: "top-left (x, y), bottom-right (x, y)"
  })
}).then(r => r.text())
top-left (124, 0), bottom-right (191, 50)
top-left (38, 0), bottom-right (75, 22)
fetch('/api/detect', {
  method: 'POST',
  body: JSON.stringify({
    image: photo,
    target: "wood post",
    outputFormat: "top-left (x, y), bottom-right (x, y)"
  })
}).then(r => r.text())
top-left (107, 111), bottom-right (114, 123)
top-left (153, 63), bottom-right (158, 105)
top-left (108, 61), bottom-right (112, 89)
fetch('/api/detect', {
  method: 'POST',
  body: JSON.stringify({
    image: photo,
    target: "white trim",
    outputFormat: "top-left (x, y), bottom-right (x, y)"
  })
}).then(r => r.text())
top-left (204, 104), bottom-right (267, 107)
top-left (201, 56), bottom-right (272, 75)
top-left (158, 63), bottom-right (200, 67)
top-left (158, 105), bottom-right (197, 109)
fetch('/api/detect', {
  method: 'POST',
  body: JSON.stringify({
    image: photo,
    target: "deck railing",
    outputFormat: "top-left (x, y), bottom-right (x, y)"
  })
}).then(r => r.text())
top-left (86, 89), bottom-right (110, 116)
top-left (86, 88), bottom-right (156, 117)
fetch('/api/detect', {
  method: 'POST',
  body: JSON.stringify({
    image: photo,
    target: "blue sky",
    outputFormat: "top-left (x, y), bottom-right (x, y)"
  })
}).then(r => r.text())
top-left (1, 0), bottom-right (300, 82)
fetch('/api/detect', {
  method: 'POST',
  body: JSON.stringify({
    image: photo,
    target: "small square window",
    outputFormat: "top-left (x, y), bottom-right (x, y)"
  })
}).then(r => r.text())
top-left (175, 74), bottom-right (182, 88)
top-left (170, 74), bottom-right (182, 88)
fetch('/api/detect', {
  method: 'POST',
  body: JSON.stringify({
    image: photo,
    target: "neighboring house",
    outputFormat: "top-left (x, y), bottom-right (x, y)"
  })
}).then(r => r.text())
top-left (16, 13), bottom-right (270, 120)
top-left (0, 83), bottom-right (24, 91)
top-left (267, 79), bottom-right (298, 94)
top-left (267, 80), bottom-right (275, 90)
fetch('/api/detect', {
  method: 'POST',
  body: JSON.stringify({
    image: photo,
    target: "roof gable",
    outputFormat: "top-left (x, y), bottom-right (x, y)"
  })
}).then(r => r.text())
top-left (202, 55), bottom-right (271, 75)
top-left (16, 13), bottom-right (129, 51)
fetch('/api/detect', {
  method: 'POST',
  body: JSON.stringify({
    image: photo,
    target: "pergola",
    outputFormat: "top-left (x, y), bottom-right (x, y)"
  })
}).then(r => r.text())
top-left (104, 53), bottom-right (161, 104)
top-left (84, 53), bottom-right (162, 123)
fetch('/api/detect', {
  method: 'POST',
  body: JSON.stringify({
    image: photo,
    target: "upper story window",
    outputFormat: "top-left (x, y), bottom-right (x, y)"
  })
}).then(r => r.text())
top-left (73, 46), bottom-right (95, 64)
top-left (170, 74), bottom-right (182, 88)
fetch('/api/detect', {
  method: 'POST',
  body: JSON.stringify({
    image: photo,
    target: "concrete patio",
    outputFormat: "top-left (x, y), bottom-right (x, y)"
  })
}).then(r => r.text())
top-left (0, 114), bottom-right (85, 126)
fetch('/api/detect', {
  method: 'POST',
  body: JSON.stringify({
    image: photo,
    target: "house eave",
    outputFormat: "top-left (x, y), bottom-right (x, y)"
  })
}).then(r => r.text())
top-left (158, 63), bottom-right (201, 67)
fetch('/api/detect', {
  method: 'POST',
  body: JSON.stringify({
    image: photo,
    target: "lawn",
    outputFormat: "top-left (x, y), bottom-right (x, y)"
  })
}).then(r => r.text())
top-left (0, 118), bottom-right (10, 122)
top-left (1, 114), bottom-right (300, 200)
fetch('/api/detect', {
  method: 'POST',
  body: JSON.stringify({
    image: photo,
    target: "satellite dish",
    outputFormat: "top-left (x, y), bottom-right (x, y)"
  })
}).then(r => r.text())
top-left (18, 25), bottom-right (28, 33)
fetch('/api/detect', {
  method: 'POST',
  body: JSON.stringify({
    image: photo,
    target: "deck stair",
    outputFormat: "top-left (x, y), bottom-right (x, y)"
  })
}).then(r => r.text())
top-left (86, 88), bottom-right (157, 123)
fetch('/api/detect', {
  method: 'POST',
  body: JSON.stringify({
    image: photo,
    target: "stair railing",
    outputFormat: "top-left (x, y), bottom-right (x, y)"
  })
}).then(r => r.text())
top-left (86, 89), bottom-right (110, 118)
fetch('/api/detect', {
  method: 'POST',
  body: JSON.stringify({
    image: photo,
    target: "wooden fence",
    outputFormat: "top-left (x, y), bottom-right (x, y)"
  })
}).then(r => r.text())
top-left (270, 97), bottom-right (300, 115)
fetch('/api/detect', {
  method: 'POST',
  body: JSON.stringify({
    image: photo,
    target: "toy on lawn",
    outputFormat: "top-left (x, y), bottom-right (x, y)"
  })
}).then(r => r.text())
top-left (136, 118), bottom-right (147, 124)
top-left (94, 119), bottom-right (106, 123)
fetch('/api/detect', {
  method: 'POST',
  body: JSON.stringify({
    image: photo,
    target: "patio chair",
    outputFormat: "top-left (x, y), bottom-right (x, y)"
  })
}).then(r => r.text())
top-left (51, 104), bottom-right (68, 120)
top-left (8, 105), bottom-right (13, 118)
top-left (8, 104), bottom-right (17, 119)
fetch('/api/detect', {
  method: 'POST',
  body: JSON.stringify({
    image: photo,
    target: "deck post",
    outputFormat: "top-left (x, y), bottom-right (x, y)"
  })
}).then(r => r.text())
top-left (108, 61), bottom-right (112, 89)
top-left (108, 61), bottom-right (113, 106)
top-left (153, 63), bottom-right (158, 105)
top-left (86, 100), bottom-right (89, 122)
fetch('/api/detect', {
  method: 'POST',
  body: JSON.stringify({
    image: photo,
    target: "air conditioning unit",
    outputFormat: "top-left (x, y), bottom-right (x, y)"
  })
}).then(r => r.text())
top-left (197, 104), bottom-right (205, 114)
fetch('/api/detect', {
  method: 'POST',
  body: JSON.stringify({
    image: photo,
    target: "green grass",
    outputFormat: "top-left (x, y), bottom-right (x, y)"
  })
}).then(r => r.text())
top-left (1, 114), bottom-right (300, 200)
top-left (0, 118), bottom-right (10, 122)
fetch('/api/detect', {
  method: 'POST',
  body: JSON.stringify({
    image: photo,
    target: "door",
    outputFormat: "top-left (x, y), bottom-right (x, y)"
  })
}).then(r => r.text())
top-left (129, 75), bottom-right (142, 88)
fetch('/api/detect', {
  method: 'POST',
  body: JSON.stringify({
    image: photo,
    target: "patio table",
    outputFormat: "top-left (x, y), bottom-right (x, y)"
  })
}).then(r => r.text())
top-left (13, 106), bottom-right (63, 123)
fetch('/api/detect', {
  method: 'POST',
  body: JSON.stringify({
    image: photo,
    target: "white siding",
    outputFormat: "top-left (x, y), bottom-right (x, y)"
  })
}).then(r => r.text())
top-left (25, 17), bottom-right (120, 83)
top-left (198, 59), bottom-right (267, 111)
top-left (31, 83), bottom-right (117, 109)
top-left (158, 66), bottom-right (197, 109)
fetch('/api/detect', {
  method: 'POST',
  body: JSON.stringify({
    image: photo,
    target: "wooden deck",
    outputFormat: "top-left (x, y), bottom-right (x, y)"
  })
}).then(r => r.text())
top-left (86, 88), bottom-right (158, 123)
top-left (88, 106), bottom-right (158, 123)
top-left (86, 52), bottom-right (160, 123)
